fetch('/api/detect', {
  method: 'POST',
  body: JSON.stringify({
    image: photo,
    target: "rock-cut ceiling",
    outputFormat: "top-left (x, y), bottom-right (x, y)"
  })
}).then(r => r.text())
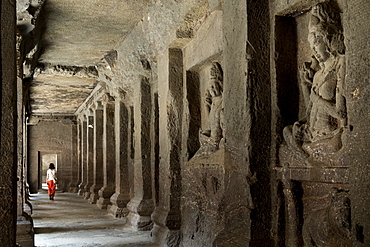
top-left (19, 0), bottom-right (151, 117)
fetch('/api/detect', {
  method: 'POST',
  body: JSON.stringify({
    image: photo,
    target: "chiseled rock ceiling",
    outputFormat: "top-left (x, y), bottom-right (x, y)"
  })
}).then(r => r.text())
top-left (26, 0), bottom-right (151, 116)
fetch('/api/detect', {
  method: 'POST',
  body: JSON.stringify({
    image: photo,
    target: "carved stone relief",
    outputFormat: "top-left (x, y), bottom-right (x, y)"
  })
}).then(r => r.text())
top-left (302, 188), bottom-right (352, 247)
top-left (194, 62), bottom-right (224, 157)
top-left (282, 2), bottom-right (347, 166)
top-left (277, 3), bottom-right (352, 247)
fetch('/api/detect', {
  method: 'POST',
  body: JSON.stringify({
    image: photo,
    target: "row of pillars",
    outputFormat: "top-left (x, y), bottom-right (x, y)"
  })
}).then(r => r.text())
top-left (70, 90), bottom-right (154, 229)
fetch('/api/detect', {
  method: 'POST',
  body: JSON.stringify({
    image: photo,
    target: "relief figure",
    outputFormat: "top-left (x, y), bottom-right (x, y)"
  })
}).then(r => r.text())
top-left (195, 62), bottom-right (224, 156)
top-left (283, 3), bottom-right (347, 160)
top-left (302, 188), bottom-right (352, 247)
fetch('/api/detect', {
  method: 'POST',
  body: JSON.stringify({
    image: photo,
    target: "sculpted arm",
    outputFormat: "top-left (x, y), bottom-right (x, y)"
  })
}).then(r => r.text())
top-left (310, 57), bottom-right (346, 122)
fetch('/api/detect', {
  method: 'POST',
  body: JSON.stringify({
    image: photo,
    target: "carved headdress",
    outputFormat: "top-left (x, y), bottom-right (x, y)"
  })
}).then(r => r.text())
top-left (309, 3), bottom-right (345, 54)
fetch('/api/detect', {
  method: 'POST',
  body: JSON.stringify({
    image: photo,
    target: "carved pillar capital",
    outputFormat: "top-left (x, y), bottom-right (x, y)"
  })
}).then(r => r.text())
top-left (93, 101), bottom-right (103, 110)
top-left (111, 88), bottom-right (126, 102)
top-left (87, 107), bottom-right (94, 116)
top-left (101, 93), bottom-right (115, 106)
top-left (78, 114), bottom-right (87, 122)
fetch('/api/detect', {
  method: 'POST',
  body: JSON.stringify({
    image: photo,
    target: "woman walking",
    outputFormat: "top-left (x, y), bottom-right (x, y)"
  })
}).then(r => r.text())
top-left (46, 163), bottom-right (57, 200)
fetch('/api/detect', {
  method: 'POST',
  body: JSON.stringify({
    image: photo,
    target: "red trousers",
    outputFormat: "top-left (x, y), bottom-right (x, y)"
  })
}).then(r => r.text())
top-left (47, 180), bottom-right (56, 198)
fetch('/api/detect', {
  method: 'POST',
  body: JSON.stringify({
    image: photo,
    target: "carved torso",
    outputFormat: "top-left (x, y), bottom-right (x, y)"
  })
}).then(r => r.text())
top-left (308, 55), bottom-right (344, 142)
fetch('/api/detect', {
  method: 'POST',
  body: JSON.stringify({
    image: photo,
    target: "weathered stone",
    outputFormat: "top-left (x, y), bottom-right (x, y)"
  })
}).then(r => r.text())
top-left (1, 1), bottom-right (368, 247)
top-left (0, 0), bottom-right (17, 245)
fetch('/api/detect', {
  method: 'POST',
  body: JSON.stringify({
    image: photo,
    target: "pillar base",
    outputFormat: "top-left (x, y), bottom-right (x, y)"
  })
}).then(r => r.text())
top-left (151, 207), bottom-right (181, 245)
top-left (83, 191), bottom-right (91, 200)
top-left (77, 182), bottom-right (86, 196)
top-left (83, 183), bottom-right (93, 199)
top-left (97, 197), bottom-right (110, 209)
top-left (128, 213), bottom-right (152, 231)
top-left (96, 186), bottom-right (115, 209)
top-left (68, 182), bottom-right (79, 193)
top-left (151, 223), bottom-right (169, 246)
top-left (88, 184), bottom-right (102, 204)
top-left (77, 187), bottom-right (86, 196)
top-left (24, 201), bottom-right (32, 215)
top-left (88, 192), bottom-right (99, 204)
top-left (108, 192), bottom-right (130, 218)
top-left (16, 215), bottom-right (34, 247)
top-left (108, 204), bottom-right (130, 219)
top-left (127, 197), bottom-right (155, 231)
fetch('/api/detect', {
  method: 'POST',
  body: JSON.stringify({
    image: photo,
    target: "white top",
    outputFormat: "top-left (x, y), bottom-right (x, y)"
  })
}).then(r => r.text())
top-left (46, 169), bottom-right (57, 182)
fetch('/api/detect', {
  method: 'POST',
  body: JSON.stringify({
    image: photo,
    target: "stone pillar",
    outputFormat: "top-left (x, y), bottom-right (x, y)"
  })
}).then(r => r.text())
top-left (89, 102), bottom-right (104, 203)
top-left (97, 94), bottom-right (116, 209)
top-left (151, 48), bottom-right (183, 244)
top-left (127, 78), bottom-right (155, 230)
top-left (15, 29), bottom-right (34, 247)
top-left (75, 120), bottom-right (82, 193)
top-left (109, 92), bottom-right (131, 218)
top-left (245, 0), bottom-right (272, 245)
top-left (68, 120), bottom-right (79, 192)
top-left (213, 1), bottom-right (253, 246)
top-left (78, 116), bottom-right (87, 195)
top-left (0, 0), bottom-right (17, 245)
top-left (84, 112), bottom-right (94, 199)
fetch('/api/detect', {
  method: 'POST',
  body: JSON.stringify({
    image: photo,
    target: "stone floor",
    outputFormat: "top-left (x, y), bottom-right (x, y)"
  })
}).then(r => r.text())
top-left (30, 192), bottom-right (159, 247)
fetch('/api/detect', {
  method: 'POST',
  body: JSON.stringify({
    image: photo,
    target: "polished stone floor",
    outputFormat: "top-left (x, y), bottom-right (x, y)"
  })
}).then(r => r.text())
top-left (31, 192), bottom-right (158, 247)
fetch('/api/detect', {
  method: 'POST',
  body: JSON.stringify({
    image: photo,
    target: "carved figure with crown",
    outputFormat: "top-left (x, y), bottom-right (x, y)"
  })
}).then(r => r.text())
top-left (282, 3), bottom-right (347, 166)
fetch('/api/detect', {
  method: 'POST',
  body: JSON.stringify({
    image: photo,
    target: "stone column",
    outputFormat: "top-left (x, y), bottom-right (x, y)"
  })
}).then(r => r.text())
top-left (89, 102), bottom-right (104, 203)
top-left (0, 0), bottom-right (17, 244)
top-left (78, 116), bottom-right (87, 195)
top-left (84, 112), bottom-right (94, 199)
top-left (16, 29), bottom-right (34, 247)
top-left (213, 1), bottom-right (253, 246)
top-left (68, 120), bottom-right (79, 192)
top-left (109, 92), bottom-right (131, 218)
top-left (97, 94), bottom-right (116, 209)
top-left (127, 77), bottom-right (155, 230)
top-left (75, 120), bottom-right (82, 193)
top-left (151, 48), bottom-right (183, 244)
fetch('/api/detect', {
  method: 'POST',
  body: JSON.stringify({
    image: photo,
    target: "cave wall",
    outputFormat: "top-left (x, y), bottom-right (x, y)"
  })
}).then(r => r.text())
top-left (28, 119), bottom-right (75, 193)
top-left (0, 0), bottom-right (18, 245)
top-left (46, 0), bottom-right (369, 246)
top-left (344, 0), bottom-right (370, 245)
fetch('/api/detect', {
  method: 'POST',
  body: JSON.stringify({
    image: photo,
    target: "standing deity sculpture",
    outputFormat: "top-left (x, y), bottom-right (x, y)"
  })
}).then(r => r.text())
top-left (283, 3), bottom-right (347, 160)
top-left (195, 62), bottom-right (224, 157)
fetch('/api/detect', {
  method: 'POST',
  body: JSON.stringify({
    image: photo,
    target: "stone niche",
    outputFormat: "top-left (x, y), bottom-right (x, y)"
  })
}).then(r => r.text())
top-left (274, 1), bottom-right (352, 246)
top-left (180, 9), bottom-right (225, 247)
top-left (182, 61), bottom-right (225, 247)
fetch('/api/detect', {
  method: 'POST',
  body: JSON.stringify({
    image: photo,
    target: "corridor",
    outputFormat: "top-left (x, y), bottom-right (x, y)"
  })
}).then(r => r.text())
top-left (31, 192), bottom-right (158, 247)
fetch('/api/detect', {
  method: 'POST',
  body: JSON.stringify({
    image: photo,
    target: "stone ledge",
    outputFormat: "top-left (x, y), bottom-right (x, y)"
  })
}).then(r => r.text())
top-left (275, 166), bottom-right (350, 183)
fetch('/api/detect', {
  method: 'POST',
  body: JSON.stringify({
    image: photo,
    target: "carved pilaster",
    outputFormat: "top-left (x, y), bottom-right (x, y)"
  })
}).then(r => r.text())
top-left (97, 94), bottom-right (116, 209)
top-left (108, 91), bottom-right (131, 218)
top-left (89, 101), bottom-right (104, 203)
top-left (78, 115), bottom-right (87, 196)
top-left (68, 119), bottom-right (79, 192)
top-left (84, 109), bottom-right (94, 200)
top-left (127, 78), bottom-right (155, 229)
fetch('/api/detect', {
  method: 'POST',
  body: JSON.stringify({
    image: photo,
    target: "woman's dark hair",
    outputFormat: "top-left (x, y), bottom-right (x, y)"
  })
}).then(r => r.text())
top-left (49, 163), bottom-right (55, 169)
